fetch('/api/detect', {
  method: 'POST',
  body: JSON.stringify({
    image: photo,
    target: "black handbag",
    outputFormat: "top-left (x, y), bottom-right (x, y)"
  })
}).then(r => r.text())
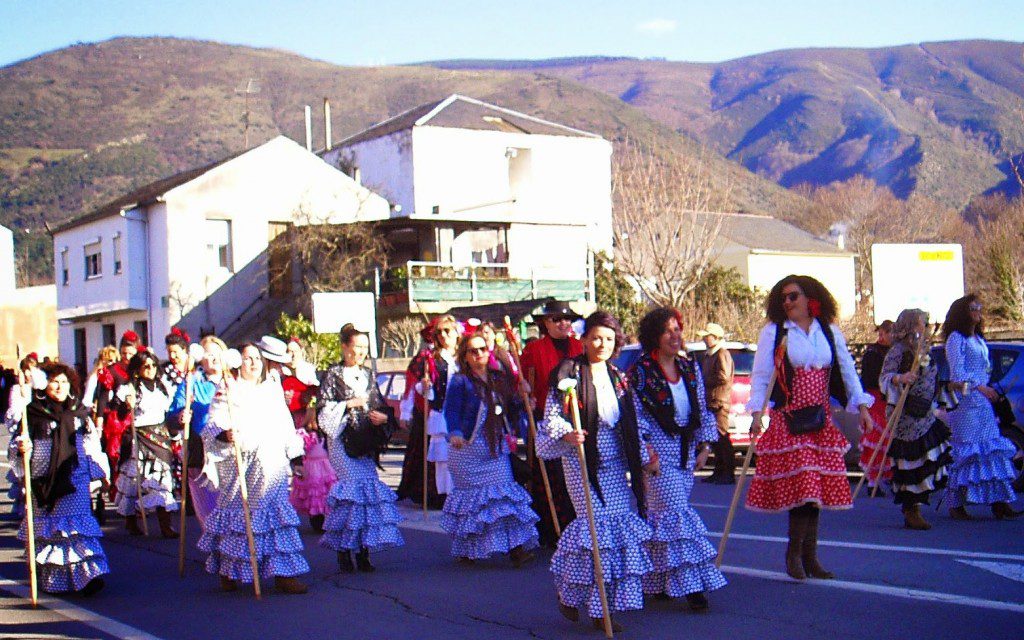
top-left (903, 394), bottom-right (932, 419)
top-left (342, 405), bottom-right (397, 461)
top-left (508, 451), bottom-right (531, 485)
top-left (784, 405), bottom-right (827, 436)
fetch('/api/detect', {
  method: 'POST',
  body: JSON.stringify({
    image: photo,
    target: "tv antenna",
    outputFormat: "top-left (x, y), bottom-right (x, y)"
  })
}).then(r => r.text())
top-left (235, 78), bottom-right (261, 148)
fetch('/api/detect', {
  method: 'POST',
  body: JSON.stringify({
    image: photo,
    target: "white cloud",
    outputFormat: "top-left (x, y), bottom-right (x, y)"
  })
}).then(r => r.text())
top-left (635, 18), bottom-right (677, 36)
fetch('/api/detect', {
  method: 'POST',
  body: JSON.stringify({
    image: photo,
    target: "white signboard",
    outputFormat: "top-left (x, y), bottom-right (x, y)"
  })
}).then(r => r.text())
top-left (311, 292), bottom-right (378, 357)
top-left (871, 244), bottom-right (964, 325)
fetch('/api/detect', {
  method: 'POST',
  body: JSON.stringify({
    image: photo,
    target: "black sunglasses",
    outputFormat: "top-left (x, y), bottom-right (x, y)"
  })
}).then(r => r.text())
top-left (783, 291), bottom-right (802, 303)
top-left (550, 315), bottom-right (573, 323)
top-left (467, 346), bottom-right (489, 355)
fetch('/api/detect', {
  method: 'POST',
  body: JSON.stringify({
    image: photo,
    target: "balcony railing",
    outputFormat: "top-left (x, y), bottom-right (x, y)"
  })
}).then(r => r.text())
top-left (375, 260), bottom-right (593, 307)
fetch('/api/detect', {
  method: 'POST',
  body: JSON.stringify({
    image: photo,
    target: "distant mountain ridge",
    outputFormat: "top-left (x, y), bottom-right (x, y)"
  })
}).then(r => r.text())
top-left (427, 39), bottom-right (1024, 207)
top-left (0, 36), bottom-right (804, 283)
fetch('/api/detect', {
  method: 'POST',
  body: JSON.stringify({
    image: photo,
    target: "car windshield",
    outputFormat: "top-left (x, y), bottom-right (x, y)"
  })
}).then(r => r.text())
top-left (731, 350), bottom-right (755, 376)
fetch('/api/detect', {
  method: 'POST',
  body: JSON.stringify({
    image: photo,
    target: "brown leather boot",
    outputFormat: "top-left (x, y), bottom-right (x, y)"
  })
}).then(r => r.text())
top-left (219, 575), bottom-right (237, 592)
top-left (156, 508), bottom-right (178, 539)
top-left (785, 509), bottom-right (807, 580)
top-left (274, 576), bottom-right (308, 594)
top-left (509, 544), bottom-right (535, 568)
top-left (903, 504), bottom-right (931, 530)
top-left (801, 508), bottom-right (835, 579)
top-left (125, 514), bottom-right (144, 536)
top-left (591, 617), bottom-right (624, 632)
top-left (949, 506), bottom-right (973, 521)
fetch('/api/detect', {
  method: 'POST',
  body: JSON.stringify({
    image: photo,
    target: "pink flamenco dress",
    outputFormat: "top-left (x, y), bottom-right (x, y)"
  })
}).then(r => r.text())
top-left (283, 370), bottom-right (336, 524)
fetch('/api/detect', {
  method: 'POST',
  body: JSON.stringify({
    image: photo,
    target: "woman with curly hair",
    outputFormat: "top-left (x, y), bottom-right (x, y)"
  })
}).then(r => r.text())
top-left (8, 362), bottom-right (110, 595)
top-left (745, 275), bottom-right (873, 580)
top-left (879, 309), bottom-right (952, 529)
top-left (538, 311), bottom-right (656, 632)
top-left (628, 307), bottom-right (727, 611)
top-left (113, 351), bottom-right (178, 537)
top-left (941, 295), bottom-right (1020, 520)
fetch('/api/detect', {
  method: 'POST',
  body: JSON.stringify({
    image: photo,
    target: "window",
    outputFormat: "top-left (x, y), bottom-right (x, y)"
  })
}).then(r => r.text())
top-left (206, 219), bottom-right (233, 271)
top-left (102, 324), bottom-right (116, 347)
top-left (73, 328), bottom-right (87, 380)
top-left (113, 234), bottom-right (122, 274)
top-left (60, 248), bottom-right (69, 286)
top-left (133, 321), bottom-right (148, 346)
top-left (84, 242), bottom-right (102, 279)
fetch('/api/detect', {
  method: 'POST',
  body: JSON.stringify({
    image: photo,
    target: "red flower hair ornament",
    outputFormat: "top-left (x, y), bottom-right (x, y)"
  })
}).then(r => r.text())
top-left (807, 298), bottom-right (821, 318)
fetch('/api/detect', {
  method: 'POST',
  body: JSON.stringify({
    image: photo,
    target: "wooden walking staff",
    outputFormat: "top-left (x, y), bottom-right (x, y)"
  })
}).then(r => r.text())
top-left (503, 316), bottom-right (561, 538)
top-left (178, 345), bottom-right (201, 576)
top-left (16, 344), bottom-right (38, 607)
top-left (559, 379), bottom-right (613, 639)
top-left (717, 335), bottom-right (787, 568)
top-left (222, 378), bottom-right (262, 599)
top-left (422, 374), bottom-right (431, 520)
top-left (129, 405), bottom-right (149, 536)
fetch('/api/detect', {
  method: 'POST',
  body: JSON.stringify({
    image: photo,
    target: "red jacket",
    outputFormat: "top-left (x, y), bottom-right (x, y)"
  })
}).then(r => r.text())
top-left (519, 335), bottom-right (583, 413)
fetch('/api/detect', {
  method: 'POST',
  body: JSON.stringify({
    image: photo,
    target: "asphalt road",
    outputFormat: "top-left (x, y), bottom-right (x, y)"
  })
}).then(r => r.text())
top-left (1, 449), bottom-right (1022, 640)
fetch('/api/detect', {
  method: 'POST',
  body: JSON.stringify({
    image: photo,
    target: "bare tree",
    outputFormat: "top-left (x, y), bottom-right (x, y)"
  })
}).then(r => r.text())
top-left (612, 142), bottom-right (732, 308)
top-left (379, 317), bottom-right (423, 357)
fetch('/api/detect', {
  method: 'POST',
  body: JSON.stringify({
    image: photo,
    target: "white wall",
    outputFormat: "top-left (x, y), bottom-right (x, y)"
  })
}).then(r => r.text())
top-left (410, 127), bottom-right (613, 254)
top-left (746, 252), bottom-right (857, 319)
top-left (0, 224), bottom-right (14, 292)
top-left (325, 132), bottom-right (414, 216)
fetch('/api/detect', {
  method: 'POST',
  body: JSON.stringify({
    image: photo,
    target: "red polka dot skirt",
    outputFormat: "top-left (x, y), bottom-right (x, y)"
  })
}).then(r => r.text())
top-left (857, 389), bottom-right (892, 486)
top-left (746, 368), bottom-right (853, 513)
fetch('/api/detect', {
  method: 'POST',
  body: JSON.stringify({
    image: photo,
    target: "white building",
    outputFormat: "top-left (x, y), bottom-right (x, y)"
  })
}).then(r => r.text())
top-left (321, 94), bottom-right (612, 314)
top-left (711, 213), bottom-right (857, 318)
top-left (52, 136), bottom-right (388, 371)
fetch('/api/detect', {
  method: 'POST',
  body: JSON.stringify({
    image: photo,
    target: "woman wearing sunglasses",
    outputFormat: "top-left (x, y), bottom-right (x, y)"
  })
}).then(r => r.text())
top-left (113, 351), bottom-right (178, 538)
top-left (941, 295), bottom-right (1020, 520)
top-left (440, 329), bottom-right (538, 566)
top-left (746, 275), bottom-right (873, 580)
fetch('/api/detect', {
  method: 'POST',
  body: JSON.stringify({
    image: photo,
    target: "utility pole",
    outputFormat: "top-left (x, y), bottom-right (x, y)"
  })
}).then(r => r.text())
top-left (235, 78), bottom-right (261, 148)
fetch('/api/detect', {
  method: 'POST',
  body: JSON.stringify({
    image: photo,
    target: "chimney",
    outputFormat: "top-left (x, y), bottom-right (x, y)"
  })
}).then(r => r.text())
top-left (324, 98), bottom-right (332, 151)
top-left (304, 105), bottom-right (312, 152)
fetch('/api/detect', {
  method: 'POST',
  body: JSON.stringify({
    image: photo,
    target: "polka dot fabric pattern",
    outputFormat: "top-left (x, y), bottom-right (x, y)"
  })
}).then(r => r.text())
top-left (198, 451), bottom-right (310, 582)
top-left (858, 389), bottom-right (892, 486)
top-left (113, 438), bottom-right (178, 516)
top-left (746, 368), bottom-right (853, 513)
top-left (640, 421), bottom-right (726, 597)
top-left (441, 434), bottom-right (538, 559)
top-left (17, 433), bottom-right (110, 593)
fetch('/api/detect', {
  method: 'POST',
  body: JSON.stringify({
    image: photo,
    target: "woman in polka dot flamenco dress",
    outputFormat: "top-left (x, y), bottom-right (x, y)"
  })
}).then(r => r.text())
top-left (941, 295), bottom-right (1020, 521)
top-left (627, 307), bottom-right (727, 612)
top-left (538, 311), bottom-right (657, 633)
top-left (441, 329), bottom-right (538, 567)
top-left (317, 324), bottom-right (404, 573)
top-left (8, 362), bottom-right (110, 596)
top-left (199, 343), bottom-right (310, 594)
top-left (745, 275), bottom-right (874, 580)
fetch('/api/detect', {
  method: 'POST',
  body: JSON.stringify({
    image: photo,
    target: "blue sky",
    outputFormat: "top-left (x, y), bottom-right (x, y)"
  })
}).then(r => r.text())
top-left (1, 0), bottom-right (1021, 68)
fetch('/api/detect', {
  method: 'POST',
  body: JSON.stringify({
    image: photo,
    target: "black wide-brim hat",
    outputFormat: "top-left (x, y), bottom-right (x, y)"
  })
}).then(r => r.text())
top-left (535, 300), bottom-right (582, 320)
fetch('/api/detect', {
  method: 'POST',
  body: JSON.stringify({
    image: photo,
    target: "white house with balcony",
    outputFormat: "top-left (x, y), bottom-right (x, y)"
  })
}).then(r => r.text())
top-left (52, 136), bottom-right (389, 373)
top-left (321, 94), bottom-right (613, 315)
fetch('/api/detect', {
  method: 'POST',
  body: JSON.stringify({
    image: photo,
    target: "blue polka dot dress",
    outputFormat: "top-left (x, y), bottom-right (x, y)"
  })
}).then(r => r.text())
top-left (944, 333), bottom-right (1018, 508)
top-left (629, 357), bottom-right (727, 598)
top-left (8, 410), bottom-right (110, 593)
top-left (198, 380), bottom-right (310, 582)
top-left (537, 370), bottom-right (654, 620)
top-left (440, 373), bottom-right (538, 559)
top-left (317, 365), bottom-right (404, 554)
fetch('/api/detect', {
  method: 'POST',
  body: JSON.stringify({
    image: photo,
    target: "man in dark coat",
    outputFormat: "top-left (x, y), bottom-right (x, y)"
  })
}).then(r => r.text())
top-left (698, 323), bottom-right (736, 484)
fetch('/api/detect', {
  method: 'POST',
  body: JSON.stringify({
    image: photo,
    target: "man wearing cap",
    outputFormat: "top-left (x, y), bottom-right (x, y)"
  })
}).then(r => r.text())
top-left (518, 301), bottom-right (582, 545)
top-left (698, 323), bottom-right (735, 484)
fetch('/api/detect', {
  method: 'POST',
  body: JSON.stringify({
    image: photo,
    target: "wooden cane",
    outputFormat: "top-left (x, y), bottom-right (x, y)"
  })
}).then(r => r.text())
top-left (422, 376), bottom-right (430, 521)
top-left (565, 385), bottom-right (613, 638)
top-left (717, 336), bottom-right (786, 568)
top-left (178, 367), bottom-right (194, 577)
top-left (130, 408), bottom-right (149, 536)
top-left (853, 331), bottom-right (930, 501)
top-left (222, 378), bottom-right (261, 599)
top-left (16, 345), bottom-right (38, 607)
top-left (503, 316), bottom-right (561, 538)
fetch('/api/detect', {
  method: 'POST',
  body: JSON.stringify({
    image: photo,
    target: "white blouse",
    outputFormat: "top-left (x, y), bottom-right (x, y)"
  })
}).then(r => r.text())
top-left (668, 377), bottom-right (692, 425)
top-left (747, 319), bottom-right (872, 414)
top-left (592, 365), bottom-right (621, 426)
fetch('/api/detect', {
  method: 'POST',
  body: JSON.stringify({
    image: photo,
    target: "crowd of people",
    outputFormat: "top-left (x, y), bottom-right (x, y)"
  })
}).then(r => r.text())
top-left (3, 274), bottom-right (1021, 632)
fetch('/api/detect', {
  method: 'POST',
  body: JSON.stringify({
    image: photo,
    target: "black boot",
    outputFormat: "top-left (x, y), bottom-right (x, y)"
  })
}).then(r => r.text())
top-left (93, 495), bottom-right (106, 525)
top-left (310, 514), bottom-right (325, 533)
top-left (156, 508), bottom-right (178, 539)
top-left (337, 551), bottom-right (355, 573)
top-left (355, 547), bottom-right (375, 573)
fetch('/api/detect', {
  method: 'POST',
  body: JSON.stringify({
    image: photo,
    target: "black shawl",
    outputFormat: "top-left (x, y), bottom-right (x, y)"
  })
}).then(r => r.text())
top-left (25, 395), bottom-right (88, 513)
top-left (628, 352), bottom-right (702, 469)
top-left (770, 321), bottom-right (849, 409)
top-left (553, 355), bottom-right (646, 518)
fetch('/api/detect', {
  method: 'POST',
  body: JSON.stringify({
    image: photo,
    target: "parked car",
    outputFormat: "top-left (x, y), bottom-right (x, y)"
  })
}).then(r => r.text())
top-left (613, 341), bottom-right (758, 450)
top-left (929, 341), bottom-right (1024, 490)
top-left (375, 369), bottom-right (408, 445)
